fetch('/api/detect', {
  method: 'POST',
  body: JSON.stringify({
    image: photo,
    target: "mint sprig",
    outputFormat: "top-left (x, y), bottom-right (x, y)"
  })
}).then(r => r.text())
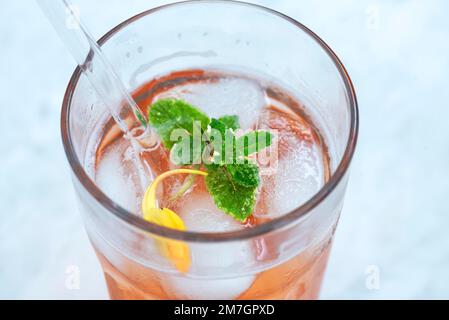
top-left (148, 99), bottom-right (273, 222)
top-left (149, 99), bottom-right (210, 148)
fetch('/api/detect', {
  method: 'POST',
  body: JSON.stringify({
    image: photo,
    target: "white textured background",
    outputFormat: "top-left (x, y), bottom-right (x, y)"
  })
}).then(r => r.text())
top-left (1, 0), bottom-right (448, 299)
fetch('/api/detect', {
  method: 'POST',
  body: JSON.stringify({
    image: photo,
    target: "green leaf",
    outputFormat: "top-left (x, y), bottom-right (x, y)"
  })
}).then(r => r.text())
top-left (218, 115), bottom-right (240, 131)
top-left (208, 118), bottom-right (237, 165)
top-left (208, 118), bottom-right (273, 164)
top-left (149, 99), bottom-right (210, 149)
top-left (205, 165), bottom-right (257, 222)
top-left (170, 140), bottom-right (193, 166)
top-left (236, 131), bottom-right (273, 159)
top-left (209, 118), bottom-right (228, 137)
top-left (227, 163), bottom-right (260, 188)
top-left (171, 138), bottom-right (207, 166)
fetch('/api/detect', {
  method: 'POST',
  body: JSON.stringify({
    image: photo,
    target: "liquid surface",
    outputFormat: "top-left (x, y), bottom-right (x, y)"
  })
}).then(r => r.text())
top-left (92, 69), bottom-right (330, 229)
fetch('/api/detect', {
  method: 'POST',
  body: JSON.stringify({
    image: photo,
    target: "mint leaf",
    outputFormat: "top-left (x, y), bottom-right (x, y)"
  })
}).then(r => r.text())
top-left (207, 118), bottom-right (238, 165)
top-left (149, 99), bottom-right (210, 149)
top-left (205, 165), bottom-right (257, 222)
top-left (236, 131), bottom-right (273, 159)
top-left (171, 138), bottom-right (208, 166)
top-left (209, 118), bottom-right (228, 137)
top-left (218, 115), bottom-right (240, 131)
top-left (227, 163), bottom-right (260, 188)
top-left (170, 140), bottom-right (194, 165)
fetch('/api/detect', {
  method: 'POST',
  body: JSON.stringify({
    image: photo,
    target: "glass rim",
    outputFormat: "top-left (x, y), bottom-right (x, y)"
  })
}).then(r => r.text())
top-left (61, 0), bottom-right (359, 243)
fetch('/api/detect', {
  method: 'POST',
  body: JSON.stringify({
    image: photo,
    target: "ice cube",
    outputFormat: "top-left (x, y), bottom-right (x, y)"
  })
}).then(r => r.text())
top-left (163, 193), bottom-right (255, 300)
top-left (257, 107), bottom-right (325, 218)
top-left (179, 192), bottom-right (245, 232)
top-left (155, 77), bottom-right (267, 130)
top-left (271, 141), bottom-right (324, 215)
top-left (95, 139), bottom-right (141, 213)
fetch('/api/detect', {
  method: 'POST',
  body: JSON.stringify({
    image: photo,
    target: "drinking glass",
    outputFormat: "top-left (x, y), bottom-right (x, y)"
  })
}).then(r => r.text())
top-left (61, 0), bottom-right (358, 300)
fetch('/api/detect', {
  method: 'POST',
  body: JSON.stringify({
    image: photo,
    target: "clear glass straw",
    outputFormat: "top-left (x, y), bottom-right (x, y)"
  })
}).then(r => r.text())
top-left (37, 0), bottom-right (157, 189)
top-left (37, 0), bottom-right (156, 145)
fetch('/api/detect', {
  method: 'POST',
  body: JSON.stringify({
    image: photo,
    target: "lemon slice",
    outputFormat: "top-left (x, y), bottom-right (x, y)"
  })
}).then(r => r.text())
top-left (142, 169), bottom-right (208, 273)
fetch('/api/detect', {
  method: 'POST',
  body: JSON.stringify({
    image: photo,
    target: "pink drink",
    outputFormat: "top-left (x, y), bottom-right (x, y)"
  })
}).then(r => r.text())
top-left (88, 69), bottom-right (333, 300)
